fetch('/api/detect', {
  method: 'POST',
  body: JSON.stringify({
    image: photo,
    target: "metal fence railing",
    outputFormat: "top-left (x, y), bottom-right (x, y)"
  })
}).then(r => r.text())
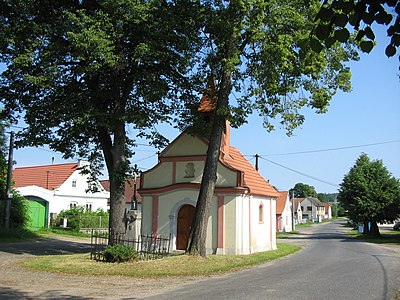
top-left (90, 230), bottom-right (171, 261)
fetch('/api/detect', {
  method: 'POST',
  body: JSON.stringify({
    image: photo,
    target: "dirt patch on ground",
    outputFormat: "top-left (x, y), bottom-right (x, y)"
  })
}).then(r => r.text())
top-left (0, 235), bottom-right (204, 299)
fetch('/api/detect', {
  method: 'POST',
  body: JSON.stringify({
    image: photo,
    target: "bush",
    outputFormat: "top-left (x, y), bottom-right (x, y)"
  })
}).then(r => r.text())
top-left (103, 244), bottom-right (138, 263)
top-left (0, 190), bottom-right (30, 229)
top-left (56, 206), bottom-right (109, 231)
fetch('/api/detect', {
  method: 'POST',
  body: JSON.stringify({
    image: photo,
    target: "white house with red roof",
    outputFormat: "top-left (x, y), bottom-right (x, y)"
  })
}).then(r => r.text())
top-left (13, 161), bottom-right (109, 229)
top-left (139, 122), bottom-right (279, 255)
top-left (276, 191), bottom-right (293, 232)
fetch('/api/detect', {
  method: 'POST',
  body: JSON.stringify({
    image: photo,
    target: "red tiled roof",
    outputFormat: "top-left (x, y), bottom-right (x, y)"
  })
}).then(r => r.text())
top-left (13, 163), bottom-right (78, 190)
top-left (198, 83), bottom-right (217, 113)
top-left (276, 191), bottom-right (289, 214)
top-left (222, 147), bottom-right (278, 198)
top-left (100, 178), bottom-right (141, 204)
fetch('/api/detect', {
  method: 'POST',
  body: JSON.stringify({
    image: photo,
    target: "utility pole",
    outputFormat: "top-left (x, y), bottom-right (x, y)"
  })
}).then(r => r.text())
top-left (255, 154), bottom-right (259, 171)
top-left (4, 131), bottom-right (14, 231)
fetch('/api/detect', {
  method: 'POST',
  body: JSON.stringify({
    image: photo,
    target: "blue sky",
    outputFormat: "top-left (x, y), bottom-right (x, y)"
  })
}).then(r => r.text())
top-left (7, 27), bottom-right (400, 195)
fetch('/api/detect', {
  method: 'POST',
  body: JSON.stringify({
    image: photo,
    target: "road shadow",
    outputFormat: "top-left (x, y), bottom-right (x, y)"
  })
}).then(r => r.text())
top-left (0, 237), bottom-right (92, 256)
top-left (0, 286), bottom-right (97, 300)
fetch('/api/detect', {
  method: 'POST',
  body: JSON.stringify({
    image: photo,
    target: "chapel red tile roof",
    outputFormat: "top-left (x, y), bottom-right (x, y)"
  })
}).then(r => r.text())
top-left (222, 146), bottom-right (278, 198)
top-left (100, 178), bottom-right (142, 204)
top-left (276, 191), bottom-right (289, 214)
top-left (13, 163), bottom-right (78, 190)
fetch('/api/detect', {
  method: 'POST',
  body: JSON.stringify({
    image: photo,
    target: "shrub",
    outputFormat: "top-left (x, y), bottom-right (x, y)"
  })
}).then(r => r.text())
top-left (0, 190), bottom-right (30, 229)
top-left (55, 206), bottom-right (109, 231)
top-left (103, 244), bottom-right (138, 263)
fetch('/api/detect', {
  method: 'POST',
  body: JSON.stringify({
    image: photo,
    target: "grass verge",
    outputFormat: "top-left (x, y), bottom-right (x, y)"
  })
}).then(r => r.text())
top-left (276, 231), bottom-right (300, 239)
top-left (35, 227), bottom-right (91, 238)
top-left (23, 243), bottom-right (300, 277)
top-left (345, 230), bottom-right (400, 245)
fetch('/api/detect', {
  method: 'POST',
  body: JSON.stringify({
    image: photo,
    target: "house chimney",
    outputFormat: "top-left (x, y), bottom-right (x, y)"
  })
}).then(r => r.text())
top-left (51, 157), bottom-right (54, 165)
top-left (221, 120), bottom-right (230, 157)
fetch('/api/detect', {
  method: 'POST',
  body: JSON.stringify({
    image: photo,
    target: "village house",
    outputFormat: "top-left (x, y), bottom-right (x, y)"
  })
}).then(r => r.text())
top-left (13, 161), bottom-right (109, 229)
top-left (300, 197), bottom-right (325, 222)
top-left (276, 191), bottom-right (293, 232)
top-left (293, 198), bottom-right (303, 224)
top-left (322, 202), bottom-right (332, 220)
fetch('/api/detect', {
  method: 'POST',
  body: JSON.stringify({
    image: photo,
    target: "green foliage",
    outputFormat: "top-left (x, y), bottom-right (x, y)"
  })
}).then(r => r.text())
top-left (290, 183), bottom-right (318, 198)
top-left (313, 0), bottom-right (400, 59)
top-left (10, 191), bottom-right (30, 228)
top-left (56, 206), bottom-right (109, 231)
top-left (338, 153), bottom-right (400, 225)
top-left (0, 0), bottom-right (202, 235)
top-left (178, 0), bottom-right (358, 137)
top-left (102, 244), bottom-right (138, 263)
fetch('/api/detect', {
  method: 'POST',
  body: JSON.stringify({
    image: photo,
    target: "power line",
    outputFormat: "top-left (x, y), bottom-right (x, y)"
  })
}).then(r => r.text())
top-left (132, 153), bottom-right (157, 163)
top-left (259, 156), bottom-right (340, 188)
top-left (258, 140), bottom-right (400, 157)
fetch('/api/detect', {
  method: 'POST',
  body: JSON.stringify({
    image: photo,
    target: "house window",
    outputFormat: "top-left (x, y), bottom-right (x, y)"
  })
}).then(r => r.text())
top-left (307, 206), bottom-right (312, 211)
top-left (86, 203), bottom-right (92, 212)
top-left (72, 180), bottom-right (77, 188)
top-left (70, 202), bottom-right (78, 209)
top-left (259, 203), bottom-right (264, 223)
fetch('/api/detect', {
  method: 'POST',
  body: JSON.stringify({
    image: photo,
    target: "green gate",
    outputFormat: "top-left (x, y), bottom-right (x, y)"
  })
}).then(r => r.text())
top-left (26, 199), bottom-right (48, 230)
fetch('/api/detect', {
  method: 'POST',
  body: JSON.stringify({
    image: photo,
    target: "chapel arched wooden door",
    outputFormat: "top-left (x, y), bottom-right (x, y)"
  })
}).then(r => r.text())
top-left (177, 204), bottom-right (195, 250)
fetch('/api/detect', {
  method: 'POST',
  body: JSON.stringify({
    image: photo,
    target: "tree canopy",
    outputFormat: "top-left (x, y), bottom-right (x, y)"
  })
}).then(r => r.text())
top-left (184, 0), bottom-right (358, 256)
top-left (0, 0), bottom-right (202, 236)
top-left (290, 183), bottom-right (318, 198)
top-left (1, 0), bottom-right (359, 253)
top-left (338, 153), bottom-right (400, 236)
top-left (312, 0), bottom-right (400, 61)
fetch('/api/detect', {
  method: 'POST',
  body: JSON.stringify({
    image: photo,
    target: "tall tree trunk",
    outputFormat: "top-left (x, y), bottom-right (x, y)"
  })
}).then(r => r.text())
top-left (98, 109), bottom-right (127, 244)
top-left (187, 67), bottom-right (232, 257)
top-left (109, 117), bottom-right (128, 243)
top-left (368, 220), bottom-right (381, 237)
top-left (363, 220), bottom-right (370, 235)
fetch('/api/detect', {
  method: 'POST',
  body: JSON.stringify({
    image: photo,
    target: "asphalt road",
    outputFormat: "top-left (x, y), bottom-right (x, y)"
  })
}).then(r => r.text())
top-left (144, 220), bottom-right (400, 300)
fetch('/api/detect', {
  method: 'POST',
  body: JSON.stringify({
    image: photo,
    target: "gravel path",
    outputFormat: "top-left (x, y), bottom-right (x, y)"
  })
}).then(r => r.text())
top-left (0, 235), bottom-right (203, 299)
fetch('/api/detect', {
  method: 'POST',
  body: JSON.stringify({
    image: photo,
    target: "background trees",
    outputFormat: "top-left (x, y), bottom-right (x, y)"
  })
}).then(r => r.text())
top-left (338, 153), bottom-right (400, 236)
top-left (290, 183), bottom-right (318, 198)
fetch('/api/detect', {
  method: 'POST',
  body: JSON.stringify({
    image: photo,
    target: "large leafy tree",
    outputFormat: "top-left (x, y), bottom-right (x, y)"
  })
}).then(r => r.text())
top-left (338, 153), bottom-right (400, 236)
top-left (312, 0), bottom-right (400, 60)
top-left (183, 0), bottom-right (358, 257)
top-left (0, 0), bottom-right (201, 237)
top-left (290, 183), bottom-right (318, 198)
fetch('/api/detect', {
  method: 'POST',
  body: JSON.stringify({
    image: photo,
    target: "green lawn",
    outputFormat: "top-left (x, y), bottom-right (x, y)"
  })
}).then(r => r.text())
top-left (345, 229), bottom-right (400, 245)
top-left (23, 243), bottom-right (300, 277)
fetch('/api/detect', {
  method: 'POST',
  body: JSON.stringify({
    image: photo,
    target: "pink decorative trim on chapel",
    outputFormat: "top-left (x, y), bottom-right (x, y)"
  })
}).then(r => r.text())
top-left (172, 162), bottom-right (176, 184)
top-left (152, 196), bottom-right (159, 236)
top-left (217, 196), bottom-right (225, 249)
